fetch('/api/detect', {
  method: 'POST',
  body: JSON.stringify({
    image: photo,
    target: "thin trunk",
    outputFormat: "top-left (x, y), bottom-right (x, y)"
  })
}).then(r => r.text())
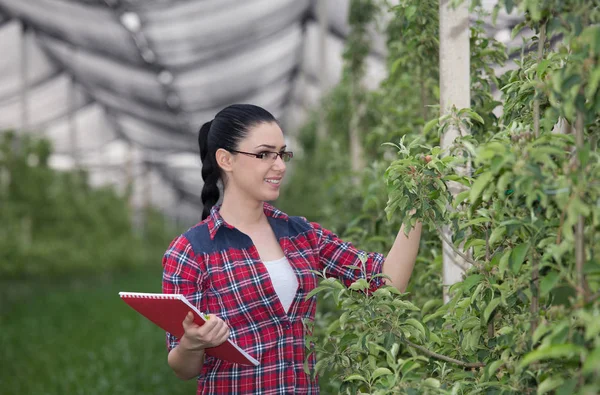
top-left (69, 76), bottom-right (79, 168)
top-left (530, 252), bottom-right (539, 334)
top-left (349, 81), bottom-right (365, 177)
top-left (420, 70), bottom-right (428, 122)
top-left (530, 23), bottom-right (545, 332)
top-left (485, 225), bottom-right (493, 338)
top-left (485, 225), bottom-right (491, 262)
top-left (533, 23), bottom-right (546, 138)
top-left (487, 315), bottom-right (495, 339)
top-left (17, 22), bottom-right (29, 153)
top-left (574, 111), bottom-right (590, 299)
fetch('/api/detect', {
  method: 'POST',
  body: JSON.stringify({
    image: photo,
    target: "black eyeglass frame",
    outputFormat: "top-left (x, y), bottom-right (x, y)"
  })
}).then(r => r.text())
top-left (230, 149), bottom-right (294, 162)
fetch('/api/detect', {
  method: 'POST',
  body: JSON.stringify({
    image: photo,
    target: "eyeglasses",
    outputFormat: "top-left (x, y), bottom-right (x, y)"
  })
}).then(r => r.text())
top-left (230, 150), bottom-right (294, 163)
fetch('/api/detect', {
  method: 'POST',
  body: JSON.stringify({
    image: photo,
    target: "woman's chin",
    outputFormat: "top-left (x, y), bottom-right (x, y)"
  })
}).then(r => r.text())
top-left (261, 189), bottom-right (280, 202)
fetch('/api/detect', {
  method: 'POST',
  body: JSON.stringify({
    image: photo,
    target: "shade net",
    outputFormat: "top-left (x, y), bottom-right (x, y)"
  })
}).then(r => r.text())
top-left (0, 0), bottom-right (524, 223)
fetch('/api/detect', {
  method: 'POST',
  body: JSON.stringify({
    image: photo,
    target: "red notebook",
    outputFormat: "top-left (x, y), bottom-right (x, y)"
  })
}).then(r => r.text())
top-left (119, 292), bottom-right (259, 366)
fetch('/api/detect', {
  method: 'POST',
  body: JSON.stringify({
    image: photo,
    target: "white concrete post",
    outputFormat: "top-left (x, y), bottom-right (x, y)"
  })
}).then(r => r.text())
top-left (439, 0), bottom-right (471, 303)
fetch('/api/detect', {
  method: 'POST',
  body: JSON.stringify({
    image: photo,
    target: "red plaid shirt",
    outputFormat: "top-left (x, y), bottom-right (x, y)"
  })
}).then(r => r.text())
top-left (162, 203), bottom-right (385, 394)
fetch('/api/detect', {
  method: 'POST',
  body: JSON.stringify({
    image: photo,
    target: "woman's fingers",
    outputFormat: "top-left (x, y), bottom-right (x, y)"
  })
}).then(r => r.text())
top-left (181, 313), bottom-right (230, 348)
top-left (214, 322), bottom-right (230, 345)
top-left (181, 311), bottom-right (195, 330)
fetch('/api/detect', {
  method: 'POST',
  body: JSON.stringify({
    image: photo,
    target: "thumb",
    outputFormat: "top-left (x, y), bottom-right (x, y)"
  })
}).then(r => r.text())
top-left (182, 311), bottom-right (194, 329)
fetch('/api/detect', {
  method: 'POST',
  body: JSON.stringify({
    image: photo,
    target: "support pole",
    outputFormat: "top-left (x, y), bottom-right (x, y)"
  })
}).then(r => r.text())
top-left (439, 0), bottom-right (471, 303)
top-left (19, 22), bottom-right (30, 143)
top-left (316, 0), bottom-right (328, 140)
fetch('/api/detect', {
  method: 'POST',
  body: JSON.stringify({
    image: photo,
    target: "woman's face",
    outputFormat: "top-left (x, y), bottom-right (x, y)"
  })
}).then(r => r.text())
top-left (225, 122), bottom-right (287, 203)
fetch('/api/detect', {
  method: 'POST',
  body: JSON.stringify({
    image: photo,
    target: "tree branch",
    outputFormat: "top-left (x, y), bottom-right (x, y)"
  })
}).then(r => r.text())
top-left (530, 252), bottom-right (539, 334)
top-left (432, 222), bottom-right (478, 270)
top-left (533, 22), bottom-right (546, 138)
top-left (574, 110), bottom-right (591, 300)
top-left (402, 337), bottom-right (485, 369)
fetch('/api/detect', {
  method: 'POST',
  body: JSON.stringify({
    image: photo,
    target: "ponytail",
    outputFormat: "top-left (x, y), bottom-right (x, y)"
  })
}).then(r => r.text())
top-left (198, 120), bottom-right (220, 220)
top-left (196, 104), bottom-right (278, 220)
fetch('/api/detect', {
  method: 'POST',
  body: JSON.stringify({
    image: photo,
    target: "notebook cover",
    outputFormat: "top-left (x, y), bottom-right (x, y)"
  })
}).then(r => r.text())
top-left (119, 292), bottom-right (259, 366)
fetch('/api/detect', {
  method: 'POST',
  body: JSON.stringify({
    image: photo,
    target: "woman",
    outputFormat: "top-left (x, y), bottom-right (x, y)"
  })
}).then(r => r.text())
top-left (162, 104), bottom-right (422, 394)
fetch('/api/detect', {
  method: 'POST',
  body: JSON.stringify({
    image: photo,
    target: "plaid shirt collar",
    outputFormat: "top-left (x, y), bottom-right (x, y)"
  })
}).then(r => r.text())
top-left (207, 202), bottom-right (289, 240)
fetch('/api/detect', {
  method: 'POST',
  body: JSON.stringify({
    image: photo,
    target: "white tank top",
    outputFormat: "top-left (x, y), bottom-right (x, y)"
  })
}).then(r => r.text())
top-left (262, 256), bottom-right (299, 313)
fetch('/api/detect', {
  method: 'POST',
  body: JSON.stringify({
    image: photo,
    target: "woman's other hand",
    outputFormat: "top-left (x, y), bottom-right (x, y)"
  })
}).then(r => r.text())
top-left (180, 312), bottom-right (230, 351)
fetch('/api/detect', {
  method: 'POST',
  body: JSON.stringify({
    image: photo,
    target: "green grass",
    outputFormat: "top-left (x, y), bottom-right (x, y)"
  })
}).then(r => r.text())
top-left (0, 268), bottom-right (197, 395)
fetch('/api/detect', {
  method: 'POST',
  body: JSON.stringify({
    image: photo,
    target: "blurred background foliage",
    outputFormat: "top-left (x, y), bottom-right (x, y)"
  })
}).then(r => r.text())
top-left (1, 0), bottom-right (599, 393)
top-left (0, 131), bottom-right (190, 393)
top-left (0, 131), bottom-right (173, 278)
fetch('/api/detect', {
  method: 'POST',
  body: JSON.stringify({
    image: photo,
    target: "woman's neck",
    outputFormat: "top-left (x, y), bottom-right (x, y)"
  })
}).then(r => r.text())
top-left (218, 190), bottom-right (266, 229)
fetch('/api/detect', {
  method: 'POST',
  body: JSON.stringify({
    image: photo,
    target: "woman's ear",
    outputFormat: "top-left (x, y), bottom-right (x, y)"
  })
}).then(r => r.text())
top-left (215, 148), bottom-right (234, 173)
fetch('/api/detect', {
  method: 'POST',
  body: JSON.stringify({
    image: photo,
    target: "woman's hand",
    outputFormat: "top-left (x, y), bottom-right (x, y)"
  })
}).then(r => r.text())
top-left (179, 312), bottom-right (230, 352)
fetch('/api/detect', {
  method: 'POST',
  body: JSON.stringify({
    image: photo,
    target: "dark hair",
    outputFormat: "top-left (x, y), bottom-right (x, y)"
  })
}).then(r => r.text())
top-left (198, 104), bottom-right (277, 220)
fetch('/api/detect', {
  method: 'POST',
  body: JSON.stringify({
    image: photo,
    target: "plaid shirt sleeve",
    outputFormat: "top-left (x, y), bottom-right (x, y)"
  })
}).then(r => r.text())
top-left (310, 221), bottom-right (385, 292)
top-left (162, 234), bottom-right (206, 352)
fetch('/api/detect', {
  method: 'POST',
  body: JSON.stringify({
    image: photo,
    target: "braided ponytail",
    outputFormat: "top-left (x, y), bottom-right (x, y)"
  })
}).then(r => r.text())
top-left (196, 104), bottom-right (278, 220)
top-left (198, 120), bottom-right (220, 220)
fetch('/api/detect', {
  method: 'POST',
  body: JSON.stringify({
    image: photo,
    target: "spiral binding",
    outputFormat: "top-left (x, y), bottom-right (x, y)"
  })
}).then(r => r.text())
top-left (119, 292), bottom-right (181, 300)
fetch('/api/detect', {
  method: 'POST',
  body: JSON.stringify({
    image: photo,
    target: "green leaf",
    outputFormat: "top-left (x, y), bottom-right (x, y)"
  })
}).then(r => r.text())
top-left (429, 331), bottom-right (441, 345)
top-left (423, 118), bottom-right (439, 135)
top-left (405, 318), bottom-right (426, 338)
top-left (305, 286), bottom-right (328, 300)
top-left (465, 328), bottom-right (481, 352)
top-left (343, 374), bottom-right (368, 383)
top-left (536, 59), bottom-right (551, 77)
top-left (556, 379), bottom-right (577, 395)
top-left (405, 5), bottom-right (417, 19)
top-left (422, 299), bottom-right (442, 314)
top-left (423, 378), bottom-right (441, 388)
top-left (349, 278), bottom-right (369, 291)
top-left (462, 274), bottom-right (483, 291)
top-left (314, 358), bottom-right (329, 375)
top-left (372, 367), bottom-right (393, 380)
top-left (582, 346), bottom-right (600, 375)
top-left (470, 171), bottom-right (493, 202)
top-left (392, 299), bottom-right (421, 311)
top-left (519, 344), bottom-right (584, 369)
top-left (400, 359), bottom-right (422, 375)
top-left (488, 226), bottom-right (506, 246)
top-left (373, 288), bottom-right (392, 298)
top-left (390, 343), bottom-right (400, 359)
top-left (537, 377), bottom-right (564, 395)
top-left (497, 326), bottom-right (513, 335)
top-left (423, 309), bottom-right (445, 323)
top-left (498, 248), bottom-right (511, 277)
top-left (532, 323), bottom-right (552, 344)
top-left (470, 283), bottom-right (484, 304)
top-left (509, 243), bottom-right (529, 274)
top-left (540, 272), bottom-right (560, 296)
top-left (562, 74), bottom-right (582, 91)
top-left (468, 111), bottom-right (485, 124)
top-left (339, 311), bottom-right (349, 330)
top-left (453, 190), bottom-right (470, 208)
top-left (461, 316), bottom-right (480, 330)
top-left (483, 298), bottom-right (501, 324)
top-left (486, 359), bottom-right (503, 379)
